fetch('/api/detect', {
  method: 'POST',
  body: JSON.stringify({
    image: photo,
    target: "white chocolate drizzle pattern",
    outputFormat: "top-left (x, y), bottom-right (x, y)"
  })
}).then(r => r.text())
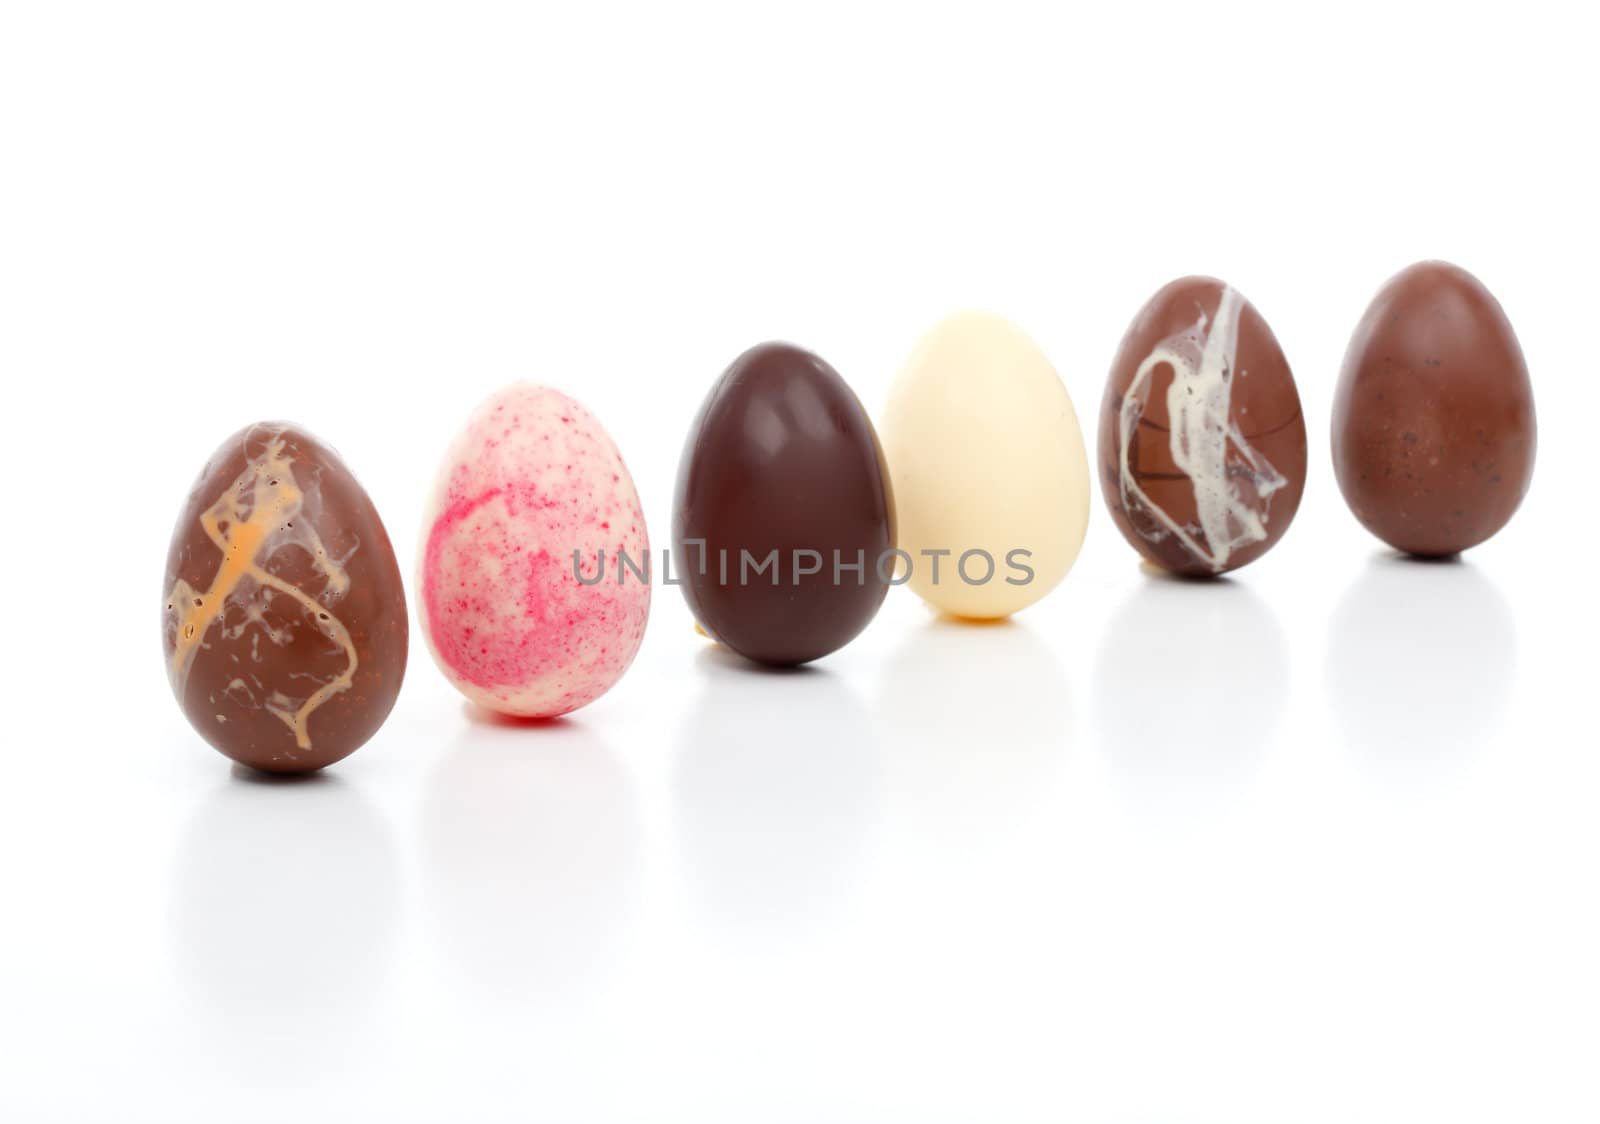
top-left (1117, 286), bottom-right (1287, 571)
top-left (166, 429), bottom-right (358, 749)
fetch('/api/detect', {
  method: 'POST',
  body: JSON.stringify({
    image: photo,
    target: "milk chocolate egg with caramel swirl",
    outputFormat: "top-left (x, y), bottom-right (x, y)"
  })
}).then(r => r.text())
top-left (1099, 277), bottom-right (1307, 576)
top-left (162, 423), bottom-right (408, 773)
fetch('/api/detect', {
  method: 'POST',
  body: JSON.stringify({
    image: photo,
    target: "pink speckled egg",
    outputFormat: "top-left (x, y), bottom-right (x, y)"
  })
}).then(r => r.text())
top-left (418, 384), bottom-right (650, 717)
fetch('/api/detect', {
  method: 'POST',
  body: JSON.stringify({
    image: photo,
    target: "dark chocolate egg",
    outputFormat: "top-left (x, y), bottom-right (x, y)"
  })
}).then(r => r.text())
top-left (162, 423), bottom-right (408, 773)
top-left (1332, 261), bottom-right (1536, 556)
top-left (1099, 276), bottom-right (1307, 576)
top-left (674, 342), bottom-right (895, 666)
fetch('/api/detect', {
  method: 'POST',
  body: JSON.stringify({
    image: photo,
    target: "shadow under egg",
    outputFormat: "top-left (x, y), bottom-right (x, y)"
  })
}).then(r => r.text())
top-left (459, 700), bottom-right (580, 728)
top-left (420, 718), bottom-right (639, 1010)
top-left (167, 773), bottom-right (399, 1079)
top-left (1324, 553), bottom-right (1516, 777)
top-left (673, 647), bottom-right (882, 938)
top-left (691, 641), bottom-right (830, 678)
top-left (1091, 578), bottom-right (1288, 802)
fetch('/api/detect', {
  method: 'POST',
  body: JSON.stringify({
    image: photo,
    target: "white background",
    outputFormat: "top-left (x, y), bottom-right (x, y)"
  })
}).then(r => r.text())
top-left (2, 2), bottom-right (1597, 1121)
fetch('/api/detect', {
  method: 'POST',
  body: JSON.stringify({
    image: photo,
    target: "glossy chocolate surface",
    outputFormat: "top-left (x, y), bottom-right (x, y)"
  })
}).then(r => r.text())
top-left (674, 342), bottom-right (894, 666)
top-left (1332, 261), bottom-right (1536, 556)
top-left (163, 423), bottom-right (408, 772)
top-left (1099, 277), bottom-right (1307, 576)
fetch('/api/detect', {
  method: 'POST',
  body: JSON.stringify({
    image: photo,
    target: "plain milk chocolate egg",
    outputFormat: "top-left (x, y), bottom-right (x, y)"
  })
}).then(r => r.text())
top-left (163, 423), bottom-right (408, 773)
top-left (1332, 261), bottom-right (1536, 556)
top-left (1099, 276), bottom-right (1307, 576)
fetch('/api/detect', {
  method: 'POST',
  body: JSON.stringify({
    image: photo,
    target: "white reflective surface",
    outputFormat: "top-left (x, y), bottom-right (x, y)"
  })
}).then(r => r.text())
top-left (4, 530), bottom-right (1594, 1122)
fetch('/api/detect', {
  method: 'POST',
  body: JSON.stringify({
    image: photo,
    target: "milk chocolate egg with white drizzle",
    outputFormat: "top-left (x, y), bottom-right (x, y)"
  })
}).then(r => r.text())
top-left (1099, 277), bottom-right (1306, 576)
top-left (162, 423), bottom-right (408, 773)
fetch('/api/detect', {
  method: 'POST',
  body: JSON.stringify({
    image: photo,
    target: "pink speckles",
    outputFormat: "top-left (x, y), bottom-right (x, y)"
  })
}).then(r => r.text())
top-left (497, 480), bottom-right (564, 519)
top-left (422, 487), bottom-right (503, 597)
top-left (423, 491), bottom-right (647, 710)
top-left (418, 382), bottom-right (651, 718)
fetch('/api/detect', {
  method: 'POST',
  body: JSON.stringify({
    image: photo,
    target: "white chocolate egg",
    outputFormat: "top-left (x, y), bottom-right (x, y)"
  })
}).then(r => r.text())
top-left (881, 311), bottom-right (1090, 619)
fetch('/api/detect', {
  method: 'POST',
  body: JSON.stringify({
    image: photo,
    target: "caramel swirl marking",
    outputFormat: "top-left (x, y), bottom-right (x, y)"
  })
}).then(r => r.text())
top-left (166, 429), bottom-right (358, 749)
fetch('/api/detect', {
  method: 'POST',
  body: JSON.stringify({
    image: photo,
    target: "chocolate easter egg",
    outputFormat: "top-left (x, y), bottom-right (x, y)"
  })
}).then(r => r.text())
top-left (674, 342), bottom-right (894, 666)
top-left (1100, 277), bottom-right (1307, 576)
top-left (418, 384), bottom-right (650, 718)
top-left (1332, 261), bottom-right (1536, 556)
top-left (882, 311), bottom-right (1090, 620)
top-left (163, 423), bottom-right (408, 773)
